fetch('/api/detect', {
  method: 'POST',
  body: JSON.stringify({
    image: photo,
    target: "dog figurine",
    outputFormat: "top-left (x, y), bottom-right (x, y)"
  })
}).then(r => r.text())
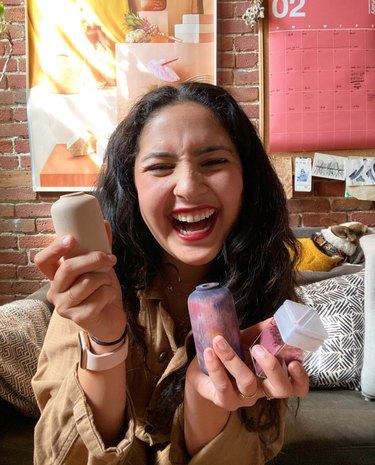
top-left (296, 220), bottom-right (368, 272)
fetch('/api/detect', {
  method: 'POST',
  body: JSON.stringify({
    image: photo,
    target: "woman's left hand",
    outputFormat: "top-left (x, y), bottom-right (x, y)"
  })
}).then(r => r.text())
top-left (186, 323), bottom-right (309, 411)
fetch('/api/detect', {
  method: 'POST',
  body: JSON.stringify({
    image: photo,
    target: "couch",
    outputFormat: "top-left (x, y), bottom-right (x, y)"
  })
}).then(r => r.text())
top-left (1, 229), bottom-right (375, 465)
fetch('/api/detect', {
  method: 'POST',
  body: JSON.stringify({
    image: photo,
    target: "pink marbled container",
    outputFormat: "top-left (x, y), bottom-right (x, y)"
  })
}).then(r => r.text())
top-left (251, 319), bottom-right (305, 378)
top-left (188, 282), bottom-right (242, 374)
top-left (250, 300), bottom-right (328, 378)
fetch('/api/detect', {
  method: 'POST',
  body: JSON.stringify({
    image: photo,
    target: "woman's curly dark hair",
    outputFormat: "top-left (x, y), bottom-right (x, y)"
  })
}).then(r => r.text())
top-left (95, 82), bottom-right (299, 435)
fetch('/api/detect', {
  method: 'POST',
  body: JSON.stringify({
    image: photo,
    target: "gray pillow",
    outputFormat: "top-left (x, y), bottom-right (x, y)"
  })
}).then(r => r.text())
top-left (297, 271), bottom-right (365, 390)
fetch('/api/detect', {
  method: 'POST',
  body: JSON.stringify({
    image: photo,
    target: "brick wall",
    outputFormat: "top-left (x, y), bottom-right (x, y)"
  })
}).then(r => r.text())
top-left (0, 0), bottom-right (374, 303)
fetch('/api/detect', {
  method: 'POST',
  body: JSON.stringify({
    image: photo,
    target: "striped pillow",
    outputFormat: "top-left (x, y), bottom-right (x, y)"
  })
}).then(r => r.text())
top-left (297, 271), bottom-right (365, 390)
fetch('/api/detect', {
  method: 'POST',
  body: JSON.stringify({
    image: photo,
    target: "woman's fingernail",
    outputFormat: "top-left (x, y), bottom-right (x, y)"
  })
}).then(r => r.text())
top-left (216, 337), bottom-right (228, 351)
top-left (289, 362), bottom-right (302, 376)
top-left (252, 345), bottom-right (266, 358)
top-left (204, 348), bottom-right (214, 362)
top-left (107, 254), bottom-right (117, 264)
top-left (62, 235), bottom-right (72, 247)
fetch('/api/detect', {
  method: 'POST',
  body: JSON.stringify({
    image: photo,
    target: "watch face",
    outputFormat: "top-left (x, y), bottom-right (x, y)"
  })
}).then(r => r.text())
top-left (79, 331), bottom-right (90, 369)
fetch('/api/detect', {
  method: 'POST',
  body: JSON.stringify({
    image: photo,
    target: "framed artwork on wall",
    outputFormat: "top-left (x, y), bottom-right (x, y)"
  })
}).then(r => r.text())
top-left (27, 0), bottom-right (216, 191)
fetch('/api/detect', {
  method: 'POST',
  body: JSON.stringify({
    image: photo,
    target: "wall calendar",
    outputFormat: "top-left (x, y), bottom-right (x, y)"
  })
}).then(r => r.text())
top-left (265, 0), bottom-right (375, 153)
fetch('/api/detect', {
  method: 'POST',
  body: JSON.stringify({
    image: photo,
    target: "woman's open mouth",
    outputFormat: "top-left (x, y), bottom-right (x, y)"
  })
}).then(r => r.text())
top-left (170, 208), bottom-right (217, 240)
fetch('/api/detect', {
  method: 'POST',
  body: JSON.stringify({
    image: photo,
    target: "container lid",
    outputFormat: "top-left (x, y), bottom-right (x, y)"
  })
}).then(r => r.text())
top-left (274, 300), bottom-right (328, 351)
top-left (195, 282), bottom-right (220, 291)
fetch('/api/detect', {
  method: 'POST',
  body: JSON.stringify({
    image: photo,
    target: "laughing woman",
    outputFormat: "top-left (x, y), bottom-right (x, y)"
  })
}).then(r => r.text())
top-left (32, 83), bottom-right (308, 464)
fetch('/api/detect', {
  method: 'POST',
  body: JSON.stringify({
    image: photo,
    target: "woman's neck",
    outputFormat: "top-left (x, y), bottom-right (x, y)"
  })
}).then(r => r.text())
top-left (161, 257), bottom-right (211, 296)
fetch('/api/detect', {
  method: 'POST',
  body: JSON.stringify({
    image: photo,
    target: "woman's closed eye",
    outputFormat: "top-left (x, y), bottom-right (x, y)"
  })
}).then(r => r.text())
top-left (145, 163), bottom-right (175, 173)
top-left (201, 158), bottom-right (229, 168)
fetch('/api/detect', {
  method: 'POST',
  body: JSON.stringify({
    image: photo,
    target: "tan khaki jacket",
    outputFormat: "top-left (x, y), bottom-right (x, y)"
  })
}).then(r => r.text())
top-left (32, 283), bottom-right (286, 465)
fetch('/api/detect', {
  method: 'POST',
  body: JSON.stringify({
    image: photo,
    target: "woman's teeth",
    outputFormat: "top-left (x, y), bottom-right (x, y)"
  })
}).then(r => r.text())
top-left (172, 208), bottom-right (215, 223)
top-left (171, 209), bottom-right (215, 235)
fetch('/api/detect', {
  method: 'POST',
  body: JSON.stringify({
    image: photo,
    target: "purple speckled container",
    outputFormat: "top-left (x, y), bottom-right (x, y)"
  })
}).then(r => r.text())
top-left (188, 282), bottom-right (242, 374)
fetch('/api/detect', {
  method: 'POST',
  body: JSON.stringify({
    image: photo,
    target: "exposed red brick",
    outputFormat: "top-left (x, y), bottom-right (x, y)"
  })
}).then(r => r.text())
top-left (331, 198), bottom-right (373, 212)
top-left (217, 69), bottom-right (234, 86)
top-left (12, 107), bottom-right (27, 121)
top-left (6, 73), bottom-right (27, 89)
top-left (0, 122), bottom-right (28, 137)
top-left (0, 234), bottom-right (17, 248)
top-left (218, 2), bottom-right (234, 18)
top-left (0, 57), bottom-right (17, 72)
top-left (302, 213), bottom-right (348, 227)
top-left (7, 23), bottom-right (24, 40)
top-left (0, 108), bottom-right (12, 122)
top-left (0, 265), bottom-right (17, 279)
top-left (288, 214), bottom-right (302, 227)
top-left (0, 90), bottom-right (15, 105)
top-left (14, 219), bottom-right (35, 232)
top-left (0, 250), bottom-right (27, 265)
top-left (0, 156), bottom-right (18, 169)
top-left (0, 170), bottom-right (31, 187)
top-left (14, 88), bottom-right (26, 103)
top-left (287, 198), bottom-right (331, 213)
top-left (15, 202), bottom-right (51, 217)
top-left (20, 155), bottom-right (31, 169)
top-left (235, 52), bottom-right (258, 69)
top-left (350, 212), bottom-right (375, 227)
top-left (0, 220), bottom-right (13, 233)
top-left (0, 204), bottom-right (14, 217)
top-left (0, 139), bottom-right (13, 153)
top-left (234, 35), bottom-right (259, 52)
top-left (15, 139), bottom-right (30, 153)
top-left (36, 218), bottom-right (54, 233)
top-left (4, 6), bottom-right (25, 23)
top-left (228, 86), bottom-right (258, 103)
top-left (218, 36), bottom-right (233, 52)
top-left (18, 234), bottom-right (55, 249)
top-left (8, 40), bottom-right (26, 56)
top-left (0, 281), bottom-right (41, 296)
top-left (18, 56), bottom-right (26, 72)
top-left (234, 2), bottom-right (251, 17)
top-left (218, 18), bottom-right (248, 34)
top-left (17, 265), bottom-right (45, 280)
top-left (218, 52), bottom-right (235, 68)
top-left (241, 103), bottom-right (260, 119)
top-left (0, 187), bottom-right (37, 201)
top-left (234, 70), bottom-right (259, 86)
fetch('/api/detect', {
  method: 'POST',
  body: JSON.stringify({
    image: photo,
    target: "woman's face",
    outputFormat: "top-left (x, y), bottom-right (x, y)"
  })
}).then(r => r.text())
top-left (134, 102), bottom-right (243, 268)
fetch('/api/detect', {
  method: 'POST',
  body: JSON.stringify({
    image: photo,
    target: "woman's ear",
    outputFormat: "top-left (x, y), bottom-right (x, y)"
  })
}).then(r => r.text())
top-left (104, 220), bottom-right (113, 248)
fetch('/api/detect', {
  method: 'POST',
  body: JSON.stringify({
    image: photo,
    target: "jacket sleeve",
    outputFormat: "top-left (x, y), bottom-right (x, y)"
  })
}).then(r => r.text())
top-left (168, 400), bottom-right (288, 465)
top-left (32, 311), bottom-right (138, 465)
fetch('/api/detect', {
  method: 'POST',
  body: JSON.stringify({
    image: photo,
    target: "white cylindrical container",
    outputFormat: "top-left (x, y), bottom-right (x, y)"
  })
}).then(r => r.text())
top-left (51, 192), bottom-right (111, 260)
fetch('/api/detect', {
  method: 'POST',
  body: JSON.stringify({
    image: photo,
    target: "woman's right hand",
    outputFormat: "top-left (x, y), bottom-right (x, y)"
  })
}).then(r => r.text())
top-left (34, 233), bottom-right (126, 342)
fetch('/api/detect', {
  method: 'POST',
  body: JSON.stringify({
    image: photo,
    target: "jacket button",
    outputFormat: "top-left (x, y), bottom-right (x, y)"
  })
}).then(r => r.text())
top-left (158, 351), bottom-right (168, 363)
top-left (145, 424), bottom-right (154, 434)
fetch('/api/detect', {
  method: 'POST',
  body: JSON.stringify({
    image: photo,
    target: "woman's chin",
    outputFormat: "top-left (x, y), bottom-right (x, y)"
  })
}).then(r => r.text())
top-left (168, 247), bottom-right (221, 268)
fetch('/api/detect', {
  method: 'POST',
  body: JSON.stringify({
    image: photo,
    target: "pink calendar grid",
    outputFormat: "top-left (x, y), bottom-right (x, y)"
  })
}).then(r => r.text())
top-left (267, 0), bottom-right (375, 152)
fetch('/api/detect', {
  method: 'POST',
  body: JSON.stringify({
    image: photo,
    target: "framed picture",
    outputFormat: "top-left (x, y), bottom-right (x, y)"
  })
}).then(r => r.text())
top-left (27, 0), bottom-right (216, 191)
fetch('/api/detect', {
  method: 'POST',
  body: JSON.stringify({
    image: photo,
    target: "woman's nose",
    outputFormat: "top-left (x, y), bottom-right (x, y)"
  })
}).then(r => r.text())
top-left (173, 168), bottom-right (208, 199)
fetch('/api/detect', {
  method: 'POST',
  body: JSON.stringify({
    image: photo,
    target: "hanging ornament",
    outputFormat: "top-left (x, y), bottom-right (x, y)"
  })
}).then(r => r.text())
top-left (242, 0), bottom-right (264, 30)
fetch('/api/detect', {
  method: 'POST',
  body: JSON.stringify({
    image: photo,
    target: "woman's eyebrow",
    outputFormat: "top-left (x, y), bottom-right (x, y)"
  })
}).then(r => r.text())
top-left (140, 152), bottom-right (176, 162)
top-left (140, 145), bottom-right (234, 162)
top-left (196, 145), bottom-right (234, 155)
